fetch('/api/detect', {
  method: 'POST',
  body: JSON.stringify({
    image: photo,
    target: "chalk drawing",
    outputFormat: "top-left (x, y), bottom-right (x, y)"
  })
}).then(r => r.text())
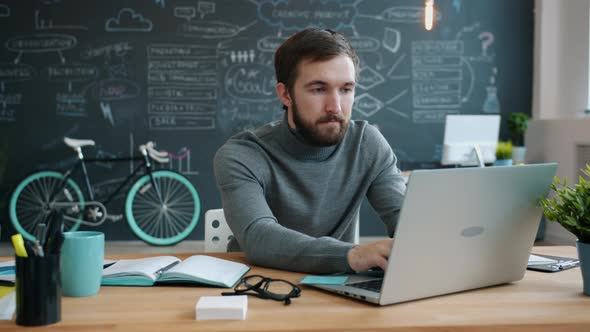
top-left (105, 8), bottom-right (153, 32)
top-left (100, 102), bottom-right (114, 126)
top-left (34, 9), bottom-right (88, 30)
top-left (257, 0), bottom-right (356, 31)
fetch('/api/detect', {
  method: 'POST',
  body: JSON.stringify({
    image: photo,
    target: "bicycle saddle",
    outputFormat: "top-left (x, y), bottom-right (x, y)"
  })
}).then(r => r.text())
top-left (64, 137), bottom-right (96, 149)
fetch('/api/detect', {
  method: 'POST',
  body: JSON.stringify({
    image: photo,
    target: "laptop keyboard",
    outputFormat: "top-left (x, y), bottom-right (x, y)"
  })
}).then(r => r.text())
top-left (348, 279), bottom-right (383, 292)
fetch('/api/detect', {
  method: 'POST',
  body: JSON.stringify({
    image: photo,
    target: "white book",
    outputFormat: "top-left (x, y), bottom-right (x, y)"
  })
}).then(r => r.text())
top-left (102, 255), bottom-right (250, 288)
top-left (196, 296), bottom-right (247, 320)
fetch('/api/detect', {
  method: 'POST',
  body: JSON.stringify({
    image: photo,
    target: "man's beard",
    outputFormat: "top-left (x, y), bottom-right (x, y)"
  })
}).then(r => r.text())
top-left (291, 100), bottom-right (349, 147)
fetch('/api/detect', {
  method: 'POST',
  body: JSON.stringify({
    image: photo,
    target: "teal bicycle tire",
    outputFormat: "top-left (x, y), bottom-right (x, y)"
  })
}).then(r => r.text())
top-left (9, 171), bottom-right (85, 242)
top-left (125, 170), bottom-right (200, 246)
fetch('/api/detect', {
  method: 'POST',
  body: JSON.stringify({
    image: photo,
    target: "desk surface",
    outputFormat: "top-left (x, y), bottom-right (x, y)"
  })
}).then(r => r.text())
top-left (1, 246), bottom-right (589, 332)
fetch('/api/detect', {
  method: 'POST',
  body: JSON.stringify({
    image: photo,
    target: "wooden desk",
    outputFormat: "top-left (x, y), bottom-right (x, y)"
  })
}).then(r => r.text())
top-left (1, 246), bottom-right (588, 331)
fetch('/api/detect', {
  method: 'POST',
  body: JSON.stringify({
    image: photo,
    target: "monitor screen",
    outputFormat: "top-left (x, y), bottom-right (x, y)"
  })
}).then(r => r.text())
top-left (441, 115), bottom-right (501, 166)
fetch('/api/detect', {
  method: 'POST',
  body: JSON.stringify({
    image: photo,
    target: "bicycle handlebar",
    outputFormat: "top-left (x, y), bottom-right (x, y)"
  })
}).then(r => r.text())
top-left (64, 137), bottom-right (170, 164)
top-left (141, 142), bottom-right (169, 163)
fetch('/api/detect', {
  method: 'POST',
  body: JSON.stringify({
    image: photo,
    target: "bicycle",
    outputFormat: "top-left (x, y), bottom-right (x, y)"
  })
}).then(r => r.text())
top-left (9, 137), bottom-right (201, 246)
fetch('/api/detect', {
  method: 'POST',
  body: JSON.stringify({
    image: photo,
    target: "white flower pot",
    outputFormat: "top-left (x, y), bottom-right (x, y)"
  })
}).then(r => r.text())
top-left (512, 146), bottom-right (527, 164)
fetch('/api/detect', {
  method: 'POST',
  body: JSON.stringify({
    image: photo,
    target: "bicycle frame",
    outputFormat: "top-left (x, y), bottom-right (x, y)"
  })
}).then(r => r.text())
top-left (47, 147), bottom-right (162, 222)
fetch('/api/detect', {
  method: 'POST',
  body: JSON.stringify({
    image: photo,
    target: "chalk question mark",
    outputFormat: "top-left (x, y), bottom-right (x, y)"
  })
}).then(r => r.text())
top-left (478, 32), bottom-right (494, 57)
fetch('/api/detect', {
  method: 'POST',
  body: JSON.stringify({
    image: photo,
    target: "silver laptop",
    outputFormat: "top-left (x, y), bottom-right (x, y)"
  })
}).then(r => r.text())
top-left (311, 163), bottom-right (557, 305)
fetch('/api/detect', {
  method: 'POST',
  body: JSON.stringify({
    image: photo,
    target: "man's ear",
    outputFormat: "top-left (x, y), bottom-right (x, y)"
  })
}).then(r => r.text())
top-left (276, 83), bottom-right (292, 109)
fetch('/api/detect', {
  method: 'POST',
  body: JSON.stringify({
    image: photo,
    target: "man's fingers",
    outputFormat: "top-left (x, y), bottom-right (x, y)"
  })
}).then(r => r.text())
top-left (377, 239), bottom-right (393, 257)
top-left (375, 256), bottom-right (388, 271)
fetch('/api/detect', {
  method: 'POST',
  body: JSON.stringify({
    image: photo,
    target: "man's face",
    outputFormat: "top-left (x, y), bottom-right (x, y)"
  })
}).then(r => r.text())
top-left (278, 55), bottom-right (356, 147)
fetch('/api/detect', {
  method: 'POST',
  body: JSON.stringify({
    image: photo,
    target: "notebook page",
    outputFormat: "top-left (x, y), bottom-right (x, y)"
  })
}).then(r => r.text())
top-left (528, 254), bottom-right (558, 266)
top-left (165, 255), bottom-right (248, 286)
top-left (103, 256), bottom-right (180, 281)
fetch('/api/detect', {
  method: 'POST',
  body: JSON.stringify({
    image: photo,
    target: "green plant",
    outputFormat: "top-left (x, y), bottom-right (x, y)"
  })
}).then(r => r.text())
top-left (495, 141), bottom-right (512, 160)
top-left (540, 164), bottom-right (590, 243)
top-left (507, 112), bottom-right (530, 146)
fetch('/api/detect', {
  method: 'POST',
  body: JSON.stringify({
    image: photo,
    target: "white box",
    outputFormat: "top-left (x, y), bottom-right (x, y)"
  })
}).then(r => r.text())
top-left (196, 295), bottom-right (247, 320)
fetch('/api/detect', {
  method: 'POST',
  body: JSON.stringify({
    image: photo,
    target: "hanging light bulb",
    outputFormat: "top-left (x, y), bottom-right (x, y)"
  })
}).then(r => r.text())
top-left (425, 0), bottom-right (434, 31)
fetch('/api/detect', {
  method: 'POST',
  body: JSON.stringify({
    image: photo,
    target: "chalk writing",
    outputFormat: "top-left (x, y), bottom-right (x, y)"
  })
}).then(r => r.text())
top-left (0, 64), bottom-right (35, 81)
top-left (348, 36), bottom-right (380, 53)
top-left (45, 63), bottom-right (98, 82)
top-left (180, 21), bottom-right (240, 39)
top-left (354, 93), bottom-right (383, 117)
top-left (380, 6), bottom-right (442, 24)
top-left (257, 36), bottom-right (287, 52)
top-left (224, 64), bottom-right (275, 101)
top-left (56, 92), bottom-right (86, 117)
top-left (91, 79), bottom-right (140, 101)
top-left (357, 66), bottom-right (384, 90)
top-left (413, 110), bottom-right (459, 124)
top-left (81, 42), bottom-right (132, 59)
top-left (6, 34), bottom-right (76, 53)
top-left (412, 41), bottom-right (463, 114)
top-left (148, 115), bottom-right (215, 130)
top-left (258, 0), bottom-right (356, 30)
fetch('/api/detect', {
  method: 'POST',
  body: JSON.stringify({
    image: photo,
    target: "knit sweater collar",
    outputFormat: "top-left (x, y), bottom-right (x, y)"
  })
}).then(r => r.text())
top-left (277, 112), bottom-right (339, 161)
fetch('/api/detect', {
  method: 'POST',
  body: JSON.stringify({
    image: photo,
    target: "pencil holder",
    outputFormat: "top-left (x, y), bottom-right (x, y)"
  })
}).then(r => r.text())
top-left (15, 254), bottom-right (61, 326)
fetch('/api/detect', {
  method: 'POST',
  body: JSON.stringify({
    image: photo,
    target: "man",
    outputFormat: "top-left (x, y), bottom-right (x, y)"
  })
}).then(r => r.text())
top-left (214, 27), bottom-right (406, 274)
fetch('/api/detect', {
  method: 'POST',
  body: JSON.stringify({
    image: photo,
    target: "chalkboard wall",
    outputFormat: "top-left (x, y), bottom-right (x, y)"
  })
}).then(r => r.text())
top-left (0, 0), bottom-right (534, 240)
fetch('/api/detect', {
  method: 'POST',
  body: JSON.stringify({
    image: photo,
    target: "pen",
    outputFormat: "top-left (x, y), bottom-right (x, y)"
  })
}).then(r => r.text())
top-left (155, 261), bottom-right (179, 275)
top-left (43, 210), bottom-right (61, 254)
top-left (11, 234), bottom-right (28, 258)
top-left (34, 223), bottom-right (47, 247)
top-left (558, 260), bottom-right (578, 269)
top-left (33, 240), bottom-right (45, 257)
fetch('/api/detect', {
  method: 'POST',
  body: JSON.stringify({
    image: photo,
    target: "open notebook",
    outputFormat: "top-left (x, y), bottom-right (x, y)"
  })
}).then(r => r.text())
top-left (102, 255), bottom-right (250, 288)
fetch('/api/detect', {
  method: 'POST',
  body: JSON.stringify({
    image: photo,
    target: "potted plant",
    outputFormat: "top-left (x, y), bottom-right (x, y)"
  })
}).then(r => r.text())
top-left (493, 141), bottom-right (512, 166)
top-left (507, 112), bottom-right (530, 164)
top-left (540, 164), bottom-right (590, 295)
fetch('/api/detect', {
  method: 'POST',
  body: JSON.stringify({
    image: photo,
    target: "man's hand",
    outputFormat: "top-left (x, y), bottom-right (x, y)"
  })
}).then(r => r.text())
top-left (347, 239), bottom-right (393, 272)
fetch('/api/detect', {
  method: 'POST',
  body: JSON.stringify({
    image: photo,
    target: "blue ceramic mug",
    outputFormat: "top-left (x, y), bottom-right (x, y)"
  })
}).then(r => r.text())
top-left (60, 231), bottom-right (104, 297)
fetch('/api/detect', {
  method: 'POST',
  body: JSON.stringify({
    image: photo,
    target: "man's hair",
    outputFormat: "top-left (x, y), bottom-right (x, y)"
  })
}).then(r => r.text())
top-left (274, 27), bottom-right (360, 110)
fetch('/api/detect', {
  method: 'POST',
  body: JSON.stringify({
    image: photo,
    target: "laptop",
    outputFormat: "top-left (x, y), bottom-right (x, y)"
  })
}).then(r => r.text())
top-left (310, 163), bottom-right (557, 305)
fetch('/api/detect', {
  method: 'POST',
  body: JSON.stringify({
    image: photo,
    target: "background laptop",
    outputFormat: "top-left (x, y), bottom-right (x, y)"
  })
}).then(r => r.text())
top-left (310, 163), bottom-right (557, 305)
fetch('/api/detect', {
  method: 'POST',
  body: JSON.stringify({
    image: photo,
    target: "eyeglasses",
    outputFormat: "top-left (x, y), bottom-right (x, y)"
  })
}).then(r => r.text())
top-left (221, 275), bottom-right (301, 305)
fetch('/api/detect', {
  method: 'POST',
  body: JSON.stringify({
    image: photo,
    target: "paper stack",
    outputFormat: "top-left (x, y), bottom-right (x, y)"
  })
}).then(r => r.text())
top-left (0, 290), bottom-right (15, 320)
top-left (196, 296), bottom-right (247, 320)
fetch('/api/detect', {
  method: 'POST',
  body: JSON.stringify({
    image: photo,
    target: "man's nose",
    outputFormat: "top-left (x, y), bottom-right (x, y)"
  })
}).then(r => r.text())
top-left (325, 91), bottom-right (342, 114)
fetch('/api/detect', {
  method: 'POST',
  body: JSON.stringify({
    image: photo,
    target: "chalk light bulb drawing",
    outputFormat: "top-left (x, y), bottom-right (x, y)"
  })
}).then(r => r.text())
top-left (425, 0), bottom-right (434, 31)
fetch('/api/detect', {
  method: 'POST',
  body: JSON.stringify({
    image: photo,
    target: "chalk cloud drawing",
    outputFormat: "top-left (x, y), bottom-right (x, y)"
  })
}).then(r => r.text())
top-left (105, 8), bottom-right (153, 32)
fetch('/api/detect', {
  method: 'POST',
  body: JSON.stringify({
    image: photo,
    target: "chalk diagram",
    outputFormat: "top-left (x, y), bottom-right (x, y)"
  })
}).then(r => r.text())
top-left (2, 30), bottom-right (97, 120)
top-left (351, 3), bottom-right (498, 125)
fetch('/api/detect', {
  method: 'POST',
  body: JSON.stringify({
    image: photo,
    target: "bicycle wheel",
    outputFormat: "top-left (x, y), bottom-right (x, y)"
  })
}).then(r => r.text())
top-left (9, 171), bottom-right (85, 242)
top-left (125, 170), bottom-right (200, 246)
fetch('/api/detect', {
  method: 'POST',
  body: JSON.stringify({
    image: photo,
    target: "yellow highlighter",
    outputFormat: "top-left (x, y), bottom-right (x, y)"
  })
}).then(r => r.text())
top-left (11, 234), bottom-right (28, 258)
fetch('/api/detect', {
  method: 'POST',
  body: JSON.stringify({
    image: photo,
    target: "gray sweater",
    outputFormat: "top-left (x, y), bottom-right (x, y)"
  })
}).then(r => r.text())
top-left (213, 116), bottom-right (406, 273)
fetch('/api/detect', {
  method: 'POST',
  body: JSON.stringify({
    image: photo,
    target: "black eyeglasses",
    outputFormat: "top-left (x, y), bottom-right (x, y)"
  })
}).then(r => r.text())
top-left (222, 275), bottom-right (301, 305)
